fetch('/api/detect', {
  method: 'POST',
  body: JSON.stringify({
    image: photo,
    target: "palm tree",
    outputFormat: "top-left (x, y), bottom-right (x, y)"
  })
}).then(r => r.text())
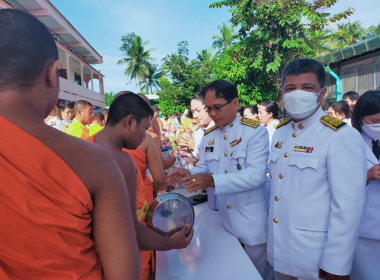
top-left (307, 28), bottom-right (334, 57)
top-left (117, 34), bottom-right (155, 90)
top-left (332, 21), bottom-right (366, 49)
top-left (210, 23), bottom-right (238, 52)
top-left (196, 48), bottom-right (214, 64)
top-left (367, 22), bottom-right (380, 38)
top-left (137, 65), bottom-right (164, 94)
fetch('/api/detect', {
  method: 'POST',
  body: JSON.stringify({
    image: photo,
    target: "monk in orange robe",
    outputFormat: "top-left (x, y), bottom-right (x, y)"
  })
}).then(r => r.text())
top-left (127, 133), bottom-right (166, 205)
top-left (0, 9), bottom-right (139, 280)
top-left (87, 92), bottom-right (194, 280)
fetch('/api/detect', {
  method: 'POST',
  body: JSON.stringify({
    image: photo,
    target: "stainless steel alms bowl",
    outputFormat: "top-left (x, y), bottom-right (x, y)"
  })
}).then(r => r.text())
top-left (146, 193), bottom-right (194, 237)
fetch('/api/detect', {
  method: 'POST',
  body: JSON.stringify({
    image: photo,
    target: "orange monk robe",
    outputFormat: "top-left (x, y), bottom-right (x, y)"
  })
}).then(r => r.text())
top-left (127, 148), bottom-right (154, 205)
top-left (86, 134), bottom-right (153, 280)
top-left (123, 148), bottom-right (155, 280)
top-left (0, 116), bottom-right (102, 280)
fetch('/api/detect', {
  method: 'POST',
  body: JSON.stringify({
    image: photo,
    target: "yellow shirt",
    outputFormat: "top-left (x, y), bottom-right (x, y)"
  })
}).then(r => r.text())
top-left (183, 118), bottom-right (193, 128)
top-left (88, 123), bottom-right (104, 136)
top-left (65, 118), bottom-right (89, 140)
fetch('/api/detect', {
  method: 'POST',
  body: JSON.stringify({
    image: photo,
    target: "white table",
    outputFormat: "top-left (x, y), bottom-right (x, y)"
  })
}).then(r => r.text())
top-left (156, 191), bottom-right (263, 280)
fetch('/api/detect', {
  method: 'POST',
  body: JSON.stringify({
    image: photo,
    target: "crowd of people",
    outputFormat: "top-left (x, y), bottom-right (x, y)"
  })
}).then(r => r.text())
top-left (1, 8), bottom-right (380, 280)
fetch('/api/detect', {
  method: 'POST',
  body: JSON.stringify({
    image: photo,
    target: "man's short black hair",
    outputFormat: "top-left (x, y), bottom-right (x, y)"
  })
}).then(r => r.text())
top-left (342, 91), bottom-right (360, 102)
top-left (152, 106), bottom-right (160, 113)
top-left (107, 92), bottom-right (153, 126)
top-left (281, 58), bottom-right (325, 89)
top-left (0, 9), bottom-right (58, 90)
top-left (58, 100), bottom-right (74, 111)
top-left (202, 79), bottom-right (238, 102)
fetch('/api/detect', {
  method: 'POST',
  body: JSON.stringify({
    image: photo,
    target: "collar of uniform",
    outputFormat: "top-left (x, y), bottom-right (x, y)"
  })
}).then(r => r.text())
top-left (362, 131), bottom-right (372, 148)
top-left (219, 116), bottom-right (239, 133)
top-left (202, 120), bottom-right (215, 132)
top-left (291, 107), bottom-right (326, 131)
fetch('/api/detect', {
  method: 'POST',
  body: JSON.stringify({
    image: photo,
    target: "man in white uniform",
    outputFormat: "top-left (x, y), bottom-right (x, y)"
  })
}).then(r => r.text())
top-left (168, 79), bottom-right (274, 280)
top-left (268, 58), bottom-right (367, 280)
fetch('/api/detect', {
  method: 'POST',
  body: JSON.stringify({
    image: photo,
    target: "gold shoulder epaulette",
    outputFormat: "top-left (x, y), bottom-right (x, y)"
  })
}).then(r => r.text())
top-left (195, 125), bottom-right (201, 131)
top-left (204, 125), bottom-right (219, 135)
top-left (275, 117), bottom-right (292, 129)
top-left (320, 115), bottom-right (346, 131)
top-left (240, 118), bottom-right (260, 128)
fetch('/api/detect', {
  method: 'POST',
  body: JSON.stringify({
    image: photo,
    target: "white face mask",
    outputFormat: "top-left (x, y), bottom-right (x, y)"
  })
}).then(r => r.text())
top-left (283, 89), bottom-right (321, 119)
top-left (361, 120), bottom-right (380, 141)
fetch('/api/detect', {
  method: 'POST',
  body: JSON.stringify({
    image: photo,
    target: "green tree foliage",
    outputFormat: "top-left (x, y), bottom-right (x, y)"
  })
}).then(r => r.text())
top-left (210, 23), bottom-right (239, 52)
top-left (367, 23), bottom-right (380, 38)
top-left (156, 41), bottom-right (215, 115)
top-left (117, 33), bottom-right (155, 91)
top-left (332, 21), bottom-right (366, 49)
top-left (137, 64), bottom-right (164, 94)
top-left (104, 91), bottom-right (116, 106)
top-left (210, 0), bottom-right (354, 99)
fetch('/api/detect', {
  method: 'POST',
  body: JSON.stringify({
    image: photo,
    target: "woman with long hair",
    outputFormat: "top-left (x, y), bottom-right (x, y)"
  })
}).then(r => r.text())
top-left (350, 90), bottom-right (380, 280)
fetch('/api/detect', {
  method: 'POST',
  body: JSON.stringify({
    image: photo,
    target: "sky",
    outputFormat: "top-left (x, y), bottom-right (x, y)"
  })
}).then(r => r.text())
top-left (50, 0), bottom-right (379, 94)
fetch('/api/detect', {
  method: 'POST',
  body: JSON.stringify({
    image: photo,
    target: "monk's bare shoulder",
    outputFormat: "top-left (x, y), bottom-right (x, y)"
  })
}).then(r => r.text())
top-left (37, 125), bottom-right (124, 195)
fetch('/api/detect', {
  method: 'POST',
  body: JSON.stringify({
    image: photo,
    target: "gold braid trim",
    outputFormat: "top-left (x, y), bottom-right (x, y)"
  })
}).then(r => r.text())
top-left (240, 117), bottom-right (260, 128)
top-left (320, 115), bottom-right (346, 131)
top-left (275, 117), bottom-right (292, 129)
top-left (137, 200), bottom-right (149, 222)
top-left (204, 125), bottom-right (219, 135)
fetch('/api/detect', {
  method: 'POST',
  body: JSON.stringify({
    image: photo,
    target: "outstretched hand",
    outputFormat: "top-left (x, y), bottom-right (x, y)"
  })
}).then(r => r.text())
top-left (167, 168), bottom-right (191, 186)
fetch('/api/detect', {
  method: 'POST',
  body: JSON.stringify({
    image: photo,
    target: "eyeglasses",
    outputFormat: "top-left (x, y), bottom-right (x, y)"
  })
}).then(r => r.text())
top-left (204, 101), bottom-right (231, 113)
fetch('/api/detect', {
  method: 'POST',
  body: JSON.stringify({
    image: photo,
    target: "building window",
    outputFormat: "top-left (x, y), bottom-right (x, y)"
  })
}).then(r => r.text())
top-left (74, 72), bottom-right (81, 85)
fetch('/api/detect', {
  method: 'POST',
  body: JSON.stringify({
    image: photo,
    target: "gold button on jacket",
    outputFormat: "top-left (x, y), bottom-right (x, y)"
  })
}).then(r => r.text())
top-left (279, 174), bottom-right (283, 179)
top-left (224, 135), bottom-right (228, 140)
top-left (224, 152), bottom-right (228, 157)
top-left (284, 153), bottom-right (289, 158)
top-left (275, 196), bottom-right (279, 201)
top-left (227, 205), bottom-right (232, 209)
top-left (292, 132), bottom-right (297, 138)
top-left (273, 218), bottom-right (279, 223)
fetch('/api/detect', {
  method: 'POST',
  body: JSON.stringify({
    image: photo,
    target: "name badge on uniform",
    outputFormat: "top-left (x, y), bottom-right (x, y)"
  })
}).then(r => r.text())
top-left (205, 146), bottom-right (214, 152)
top-left (275, 141), bottom-right (283, 148)
top-left (294, 145), bottom-right (313, 153)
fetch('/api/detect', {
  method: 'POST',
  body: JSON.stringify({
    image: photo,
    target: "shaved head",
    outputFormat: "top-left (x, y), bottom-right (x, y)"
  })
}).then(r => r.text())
top-left (93, 112), bottom-right (105, 122)
top-left (137, 93), bottom-right (150, 105)
top-left (100, 108), bottom-right (109, 119)
top-left (0, 9), bottom-right (58, 91)
top-left (74, 100), bottom-right (93, 116)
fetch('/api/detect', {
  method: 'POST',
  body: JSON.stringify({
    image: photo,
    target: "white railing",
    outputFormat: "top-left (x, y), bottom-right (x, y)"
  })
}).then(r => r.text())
top-left (59, 77), bottom-right (104, 107)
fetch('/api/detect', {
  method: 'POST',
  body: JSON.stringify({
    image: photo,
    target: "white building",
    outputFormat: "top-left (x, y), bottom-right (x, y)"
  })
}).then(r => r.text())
top-left (0, 0), bottom-right (105, 107)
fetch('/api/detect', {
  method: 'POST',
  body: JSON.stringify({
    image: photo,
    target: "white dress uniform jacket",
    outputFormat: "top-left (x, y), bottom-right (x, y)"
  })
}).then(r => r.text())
top-left (267, 107), bottom-right (367, 279)
top-left (191, 116), bottom-right (269, 246)
top-left (351, 132), bottom-right (380, 280)
top-left (266, 119), bottom-right (280, 149)
top-left (193, 121), bottom-right (215, 159)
